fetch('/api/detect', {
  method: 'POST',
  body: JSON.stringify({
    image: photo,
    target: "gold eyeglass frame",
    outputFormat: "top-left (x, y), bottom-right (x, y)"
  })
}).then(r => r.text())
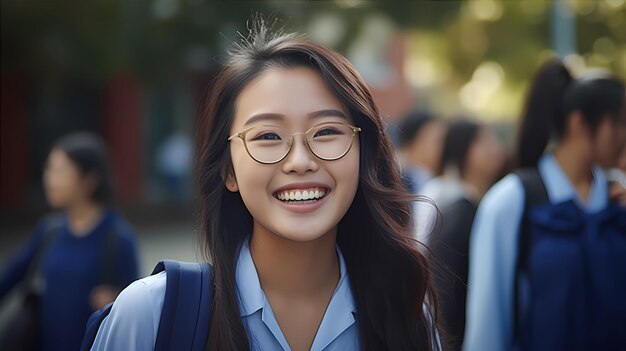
top-left (228, 122), bottom-right (361, 164)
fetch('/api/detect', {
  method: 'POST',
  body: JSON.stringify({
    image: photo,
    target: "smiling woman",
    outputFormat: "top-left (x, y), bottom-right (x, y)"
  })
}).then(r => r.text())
top-left (86, 20), bottom-right (441, 351)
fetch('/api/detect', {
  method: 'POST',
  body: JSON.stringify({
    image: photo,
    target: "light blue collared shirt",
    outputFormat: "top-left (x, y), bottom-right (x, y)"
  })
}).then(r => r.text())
top-left (237, 241), bottom-right (358, 351)
top-left (90, 242), bottom-right (358, 350)
top-left (463, 154), bottom-right (609, 351)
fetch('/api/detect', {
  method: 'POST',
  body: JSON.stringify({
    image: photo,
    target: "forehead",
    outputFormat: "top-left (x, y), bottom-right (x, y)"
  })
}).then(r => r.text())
top-left (232, 66), bottom-right (351, 130)
top-left (48, 148), bottom-right (70, 163)
top-left (47, 149), bottom-right (79, 172)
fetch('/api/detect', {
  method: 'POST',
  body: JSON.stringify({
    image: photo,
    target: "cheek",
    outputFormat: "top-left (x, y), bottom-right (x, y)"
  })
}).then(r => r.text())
top-left (45, 171), bottom-right (80, 202)
top-left (335, 148), bottom-right (360, 199)
top-left (471, 142), bottom-right (498, 174)
top-left (468, 143), bottom-right (486, 168)
top-left (592, 123), bottom-right (621, 167)
top-left (230, 148), bottom-right (273, 204)
top-left (598, 124), bottom-right (619, 152)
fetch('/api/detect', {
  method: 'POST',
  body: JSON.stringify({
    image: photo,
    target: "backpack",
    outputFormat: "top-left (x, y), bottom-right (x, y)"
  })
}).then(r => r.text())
top-left (80, 260), bottom-right (214, 351)
top-left (513, 169), bottom-right (626, 351)
top-left (0, 215), bottom-right (64, 351)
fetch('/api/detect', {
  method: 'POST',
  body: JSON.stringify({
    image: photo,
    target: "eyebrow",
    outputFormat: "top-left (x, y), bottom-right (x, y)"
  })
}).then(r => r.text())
top-left (243, 109), bottom-right (347, 126)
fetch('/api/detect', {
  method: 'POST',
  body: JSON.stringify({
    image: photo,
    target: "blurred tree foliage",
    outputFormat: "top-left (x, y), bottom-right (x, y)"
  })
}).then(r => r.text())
top-left (1, 0), bottom-right (458, 83)
top-left (1, 0), bottom-right (624, 98)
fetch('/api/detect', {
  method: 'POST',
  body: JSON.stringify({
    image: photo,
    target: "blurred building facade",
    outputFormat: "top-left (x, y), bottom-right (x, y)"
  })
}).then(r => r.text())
top-left (1, 0), bottom-right (624, 218)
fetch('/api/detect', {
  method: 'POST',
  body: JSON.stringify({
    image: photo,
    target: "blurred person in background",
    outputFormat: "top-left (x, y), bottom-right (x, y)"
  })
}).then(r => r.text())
top-left (0, 132), bottom-right (140, 351)
top-left (397, 110), bottom-right (447, 194)
top-left (421, 118), bottom-right (505, 210)
top-left (464, 60), bottom-right (626, 351)
top-left (156, 130), bottom-right (194, 203)
top-left (423, 118), bottom-right (505, 351)
top-left (607, 146), bottom-right (626, 206)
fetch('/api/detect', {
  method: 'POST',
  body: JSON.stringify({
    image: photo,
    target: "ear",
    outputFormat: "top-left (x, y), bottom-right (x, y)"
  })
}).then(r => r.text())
top-left (221, 167), bottom-right (239, 192)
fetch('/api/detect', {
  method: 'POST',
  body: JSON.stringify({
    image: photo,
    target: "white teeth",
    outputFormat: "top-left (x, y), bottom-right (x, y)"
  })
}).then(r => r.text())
top-left (275, 188), bottom-right (328, 202)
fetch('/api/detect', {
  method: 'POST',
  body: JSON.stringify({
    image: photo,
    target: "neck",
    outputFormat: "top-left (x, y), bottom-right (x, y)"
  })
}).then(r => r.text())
top-left (66, 201), bottom-right (105, 237)
top-left (462, 171), bottom-right (491, 201)
top-left (249, 224), bottom-right (340, 298)
top-left (554, 139), bottom-right (594, 201)
top-left (403, 150), bottom-right (434, 175)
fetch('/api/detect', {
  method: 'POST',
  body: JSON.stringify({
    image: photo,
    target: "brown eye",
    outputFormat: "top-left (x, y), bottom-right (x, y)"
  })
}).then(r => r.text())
top-left (313, 128), bottom-right (343, 138)
top-left (252, 132), bottom-right (282, 141)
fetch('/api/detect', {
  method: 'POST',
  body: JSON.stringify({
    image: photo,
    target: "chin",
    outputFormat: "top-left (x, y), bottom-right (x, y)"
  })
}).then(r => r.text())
top-left (267, 222), bottom-right (336, 243)
top-left (45, 196), bottom-right (63, 209)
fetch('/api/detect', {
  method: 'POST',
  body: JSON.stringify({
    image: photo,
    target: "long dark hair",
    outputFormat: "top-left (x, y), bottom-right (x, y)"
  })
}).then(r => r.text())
top-left (516, 59), bottom-right (625, 168)
top-left (196, 24), bottom-right (439, 350)
top-left (53, 132), bottom-right (115, 206)
top-left (439, 119), bottom-right (481, 178)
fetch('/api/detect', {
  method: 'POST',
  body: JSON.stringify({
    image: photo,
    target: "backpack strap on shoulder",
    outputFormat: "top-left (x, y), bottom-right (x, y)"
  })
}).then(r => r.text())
top-left (514, 168), bottom-right (549, 274)
top-left (80, 260), bottom-right (214, 351)
top-left (80, 302), bottom-right (114, 351)
top-left (512, 168), bottom-right (549, 345)
top-left (153, 260), bottom-right (214, 351)
top-left (24, 213), bottom-right (64, 293)
top-left (99, 217), bottom-right (119, 288)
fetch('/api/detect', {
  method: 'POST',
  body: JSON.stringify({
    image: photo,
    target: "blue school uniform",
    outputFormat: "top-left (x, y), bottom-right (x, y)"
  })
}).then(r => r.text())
top-left (0, 209), bottom-right (140, 351)
top-left (90, 241), bottom-right (359, 351)
top-left (463, 154), bottom-right (614, 351)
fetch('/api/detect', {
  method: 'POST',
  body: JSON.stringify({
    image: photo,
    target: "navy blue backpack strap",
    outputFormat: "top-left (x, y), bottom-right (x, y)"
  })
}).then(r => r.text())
top-left (512, 168), bottom-right (548, 345)
top-left (80, 260), bottom-right (214, 351)
top-left (153, 260), bottom-right (214, 351)
top-left (80, 303), bottom-right (114, 351)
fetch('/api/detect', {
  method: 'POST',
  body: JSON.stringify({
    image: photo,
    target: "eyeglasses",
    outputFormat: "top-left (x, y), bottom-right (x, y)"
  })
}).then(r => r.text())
top-left (228, 122), bottom-right (361, 164)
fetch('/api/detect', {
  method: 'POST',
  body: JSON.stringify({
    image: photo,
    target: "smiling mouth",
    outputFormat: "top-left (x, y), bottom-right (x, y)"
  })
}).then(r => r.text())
top-left (273, 187), bottom-right (329, 203)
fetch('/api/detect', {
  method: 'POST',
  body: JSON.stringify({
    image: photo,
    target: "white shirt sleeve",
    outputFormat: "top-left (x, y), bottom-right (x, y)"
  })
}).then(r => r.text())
top-left (463, 174), bottom-right (525, 351)
top-left (91, 272), bottom-right (166, 351)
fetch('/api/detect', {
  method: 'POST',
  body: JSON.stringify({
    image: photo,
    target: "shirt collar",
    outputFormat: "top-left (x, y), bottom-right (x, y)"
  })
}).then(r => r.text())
top-left (235, 240), bottom-right (265, 317)
top-left (538, 153), bottom-right (608, 212)
top-left (235, 240), bottom-right (356, 316)
top-left (235, 240), bottom-right (357, 350)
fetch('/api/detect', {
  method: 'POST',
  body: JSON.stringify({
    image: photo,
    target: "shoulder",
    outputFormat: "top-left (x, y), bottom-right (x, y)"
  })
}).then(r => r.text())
top-left (441, 197), bottom-right (475, 217)
top-left (117, 271), bottom-right (165, 307)
top-left (107, 211), bottom-right (137, 242)
top-left (36, 212), bottom-right (66, 235)
top-left (477, 173), bottom-right (525, 218)
top-left (28, 212), bottom-right (66, 245)
top-left (91, 272), bottom-right (166, 350)
top-left (482, 173), bottom-right (524, 206)
top-left (470, 173), bottom-right (526, 248)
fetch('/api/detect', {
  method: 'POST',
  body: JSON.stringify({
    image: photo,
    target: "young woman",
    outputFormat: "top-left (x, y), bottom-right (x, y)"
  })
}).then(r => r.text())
top-left (0, 132), bottom-right (140, 351)
top-left (396, 110), bottom-right (447, 194)
top-left (463, 60), bottom-right (626, 351)
top-left (89, 25), bottom-right (440, 351)
top-left (421, 119), bottom-right (504, 350)
top-left (421, 118), bottom-right (504, 211)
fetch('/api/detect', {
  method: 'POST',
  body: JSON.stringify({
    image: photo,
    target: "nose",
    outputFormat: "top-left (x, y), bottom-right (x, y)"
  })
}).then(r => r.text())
top-left (281, 134), bottom-right (319, 174)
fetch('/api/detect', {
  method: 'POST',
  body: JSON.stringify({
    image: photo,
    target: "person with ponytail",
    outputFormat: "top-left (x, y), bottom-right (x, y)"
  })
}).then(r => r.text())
top-left (463, 60), bottom-right (626, 351)
top-left (88, 21), bottom-right (441, 351)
